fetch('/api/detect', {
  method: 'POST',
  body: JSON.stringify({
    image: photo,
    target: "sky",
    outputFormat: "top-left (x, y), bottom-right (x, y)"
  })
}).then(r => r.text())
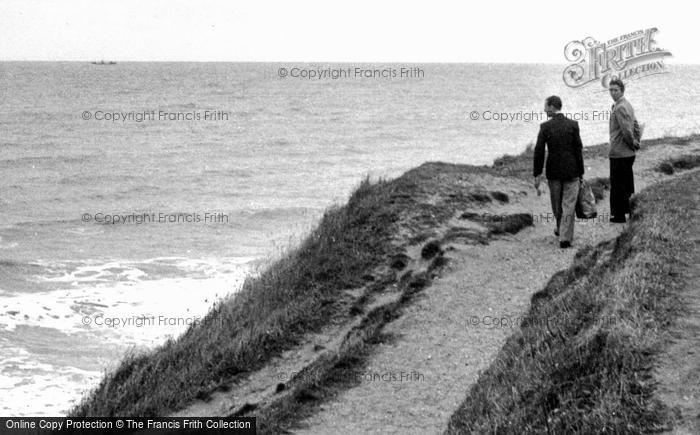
top-left (0, 0), bottom-right (695, 63)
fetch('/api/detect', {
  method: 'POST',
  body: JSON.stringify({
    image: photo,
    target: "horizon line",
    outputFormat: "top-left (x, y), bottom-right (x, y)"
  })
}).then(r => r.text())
top-left (1, 59), bottom-right (697, 65)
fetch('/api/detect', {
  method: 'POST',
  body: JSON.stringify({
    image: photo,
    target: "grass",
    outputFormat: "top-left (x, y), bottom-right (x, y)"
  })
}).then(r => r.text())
top-left (445, 170), bottom-right (698, 434)
top-left (70, 175), bottom-right (400, 417)
top-left (655, 154), bottom-right (700, 175)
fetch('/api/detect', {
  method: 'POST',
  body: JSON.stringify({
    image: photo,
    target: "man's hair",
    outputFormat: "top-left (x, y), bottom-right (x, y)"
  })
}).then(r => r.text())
top-left (545, 95), bottom-right (562, 110)
top-left (609, 78), bottom-right (625, 92)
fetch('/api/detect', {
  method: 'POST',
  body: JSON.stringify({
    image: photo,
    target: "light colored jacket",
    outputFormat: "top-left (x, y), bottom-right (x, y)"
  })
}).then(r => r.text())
top-left (609, 96), bottom-right (636, 158)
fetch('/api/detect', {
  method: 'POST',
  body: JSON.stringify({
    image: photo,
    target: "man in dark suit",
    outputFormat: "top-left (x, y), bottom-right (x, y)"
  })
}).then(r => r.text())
top-left (533, 95), bottom-right (585, 249)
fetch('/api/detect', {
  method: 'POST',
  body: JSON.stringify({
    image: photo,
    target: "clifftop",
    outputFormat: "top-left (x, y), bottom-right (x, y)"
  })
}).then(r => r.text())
top-left (70, 135), bottom-right (700, 434)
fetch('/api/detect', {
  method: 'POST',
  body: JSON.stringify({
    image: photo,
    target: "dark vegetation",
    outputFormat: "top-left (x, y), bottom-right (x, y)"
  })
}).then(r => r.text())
top-left (655, 154), bottom-right (700, 175)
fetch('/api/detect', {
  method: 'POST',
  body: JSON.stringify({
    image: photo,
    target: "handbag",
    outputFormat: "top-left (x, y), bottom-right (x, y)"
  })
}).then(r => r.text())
top-left (631, 119), bottom-right (643, 150)
top-left (575, 178), bottom-right (597, 219)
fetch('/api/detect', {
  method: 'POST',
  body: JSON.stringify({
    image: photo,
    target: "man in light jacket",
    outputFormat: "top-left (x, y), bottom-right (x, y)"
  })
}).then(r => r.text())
top-left (608, 78), bottom-right (638, 223)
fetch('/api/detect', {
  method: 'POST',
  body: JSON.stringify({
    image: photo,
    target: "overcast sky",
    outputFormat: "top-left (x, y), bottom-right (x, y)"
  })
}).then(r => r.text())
top-left (0, 0), bottom-right (694, 63)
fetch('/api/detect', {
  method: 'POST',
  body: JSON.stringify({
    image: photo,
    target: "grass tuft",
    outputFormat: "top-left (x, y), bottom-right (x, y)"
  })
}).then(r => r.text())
top-left (655, 154), bottom-right (700, 175)
top-left (468, 192), bottom-right (492, 203)
top-left (421, 240), bottom-right (442, 259)
top-left (490, 191), bottom-right (510, 203)
top-left (486, 213), bottom-right (533, 235)
top-left (587, 177), bottom-right (610, 202)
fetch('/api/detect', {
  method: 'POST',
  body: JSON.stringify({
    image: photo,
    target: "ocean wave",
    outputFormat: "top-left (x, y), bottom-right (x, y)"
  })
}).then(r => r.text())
top-left (58, 173), bottom-right (149, 186)
top-left (15, 218), bottom-right (83, 227)
top-left (29, 256), bottom-right (253, 286)
top-left (238, 207), bottom-right (320, 221)
top-left (1, 255), bottom-right (255, 297)
top-left (199, 167), bottom-right (254, 178)
top-left (0, 259), bottom-right (45, 275)
top-left (0, 262), bottom-right (248, 416)
top-left (0, 345), bottom-right (103, 416)
top-left (0, 222), bottom-right (107, 259)
top-left (35, 260), bottom-right (146, 284)
top-left (267, 138), bottom-right (293, 147)
top-left (0, 154), bottom-right (94, 166)
top-left (233, 110), bottom-right (256, 117)
top-left (1, 256), bottom-right (253, 333)
top-left (0, 142), bottom-right (29, 149)
top-left (0, 270), bottom-right (248, 335)
top-left (111, 185), bottom-right (165, 199)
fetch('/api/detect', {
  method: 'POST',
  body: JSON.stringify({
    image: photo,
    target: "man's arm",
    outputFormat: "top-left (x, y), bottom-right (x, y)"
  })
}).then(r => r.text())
top-left (574, 121), bottom-right (584, 178)
top-left (614, 103), bottom-right (635, 148)
top-left (533, 125), bottom-right (546, 177)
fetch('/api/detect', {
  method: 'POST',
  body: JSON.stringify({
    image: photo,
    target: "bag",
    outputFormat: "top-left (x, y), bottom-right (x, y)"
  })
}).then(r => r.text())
top-left (632, 119), bottom-right (643, 150)
top-left (576, 179), bottom-right (597, 219)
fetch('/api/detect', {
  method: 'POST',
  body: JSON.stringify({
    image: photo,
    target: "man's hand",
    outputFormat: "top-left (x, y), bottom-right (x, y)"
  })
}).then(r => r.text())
top-left (534, 175), bottom-right (543, 196)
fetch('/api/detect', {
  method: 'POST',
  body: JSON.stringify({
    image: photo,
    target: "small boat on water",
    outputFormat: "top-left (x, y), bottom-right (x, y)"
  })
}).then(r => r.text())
top-left (91, 60), bottom-right (117, 65)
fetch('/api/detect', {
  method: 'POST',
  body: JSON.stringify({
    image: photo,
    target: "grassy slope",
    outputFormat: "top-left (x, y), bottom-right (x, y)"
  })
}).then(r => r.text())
top-left (446, 168), bottom-right (698, 433)
top-left (69, 134), bottom-right (699, 418)
top-left (68, 163), bottom-right (495, 417)
top-left (70, 176), bottom-right (398, 416)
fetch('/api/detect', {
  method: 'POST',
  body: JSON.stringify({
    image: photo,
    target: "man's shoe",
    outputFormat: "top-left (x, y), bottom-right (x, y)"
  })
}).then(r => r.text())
top-left (559, 241), bottom-right (572, 249)
top-left (554, 229), bottom-right (559, 236)
top-left (610, 216), bottom-right (626, 223)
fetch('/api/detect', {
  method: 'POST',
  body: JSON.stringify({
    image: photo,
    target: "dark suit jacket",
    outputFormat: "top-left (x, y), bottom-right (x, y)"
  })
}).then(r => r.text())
top-left (533, 113), bottom-right (584, 180)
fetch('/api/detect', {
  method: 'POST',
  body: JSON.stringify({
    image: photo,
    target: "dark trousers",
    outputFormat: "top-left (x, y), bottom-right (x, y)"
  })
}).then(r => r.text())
top-left (609, 156), bottom-right (635, 217)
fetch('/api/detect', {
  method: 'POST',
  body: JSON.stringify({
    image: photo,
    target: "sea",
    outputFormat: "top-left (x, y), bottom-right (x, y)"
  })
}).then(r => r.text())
top-left (1, 62), bottom-right (699, 416)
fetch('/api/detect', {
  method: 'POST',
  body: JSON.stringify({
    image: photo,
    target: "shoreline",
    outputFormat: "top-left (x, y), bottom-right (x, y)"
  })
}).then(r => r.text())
top-left (0, 258), bottom-right (249, 417)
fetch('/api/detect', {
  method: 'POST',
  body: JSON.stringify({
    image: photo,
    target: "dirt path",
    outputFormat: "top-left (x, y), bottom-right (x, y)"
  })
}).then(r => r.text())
top-left (293, 143), bottom-right (700, 434)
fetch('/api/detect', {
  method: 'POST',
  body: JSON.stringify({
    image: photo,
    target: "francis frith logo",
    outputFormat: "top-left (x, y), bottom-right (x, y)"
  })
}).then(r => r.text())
top-left (563, 27), bottom-right (672, 88)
